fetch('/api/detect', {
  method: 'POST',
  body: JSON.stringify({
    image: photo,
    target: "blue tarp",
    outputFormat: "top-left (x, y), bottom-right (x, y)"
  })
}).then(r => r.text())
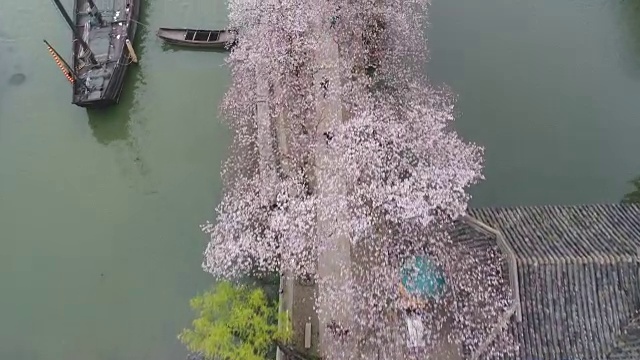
top-left (400, 256), bottom-right (446, 299)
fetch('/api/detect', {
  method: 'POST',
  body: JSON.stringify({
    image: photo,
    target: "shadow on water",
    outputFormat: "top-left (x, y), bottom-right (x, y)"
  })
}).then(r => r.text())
top-left (0, 25), bottom-right (27, 138)
top-left (0, 34), bottom-right (27, 106)
top-left (86, 0), bottom-right (150, 145)
top-left (85, 54), bottom-right (152, 190)
top-left (622, 174), bottom-right (640, 204)
top-left (616, 0), bottom-right (640, 79)
top-left (86, 64), bottom-right (141, 146)
top-left (86, 0), bottom-right (158, 193)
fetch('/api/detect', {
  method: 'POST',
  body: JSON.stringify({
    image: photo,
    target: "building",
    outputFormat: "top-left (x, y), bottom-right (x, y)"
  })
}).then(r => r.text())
top-left (459, 204), bottom-right (640, 359)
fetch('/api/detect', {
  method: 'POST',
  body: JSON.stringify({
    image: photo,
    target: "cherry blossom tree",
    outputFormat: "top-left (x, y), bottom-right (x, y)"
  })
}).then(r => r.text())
top-left (202, 0), bottom-right (515, 358)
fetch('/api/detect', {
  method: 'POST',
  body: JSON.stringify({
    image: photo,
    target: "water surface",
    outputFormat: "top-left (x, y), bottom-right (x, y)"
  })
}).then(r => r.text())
top-left (2, 0), bottom-right (640, 358)
top-left (427, 0), bottom-right (640, 206)
top-left (0, 0), bottom-right (230, 359)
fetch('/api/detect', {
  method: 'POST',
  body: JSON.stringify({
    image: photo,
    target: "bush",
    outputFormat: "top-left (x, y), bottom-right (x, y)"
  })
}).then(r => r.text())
top-left (179, 281), bottom-right (291, 360)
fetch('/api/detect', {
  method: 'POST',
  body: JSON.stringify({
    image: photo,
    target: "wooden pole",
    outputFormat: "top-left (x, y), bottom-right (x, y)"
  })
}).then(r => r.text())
top-left (43, 39), bottom-right (90, 91)
top-left (43, 40), bottom-right (73, 75)
top-left (51, 0), bottom-right (98, 65)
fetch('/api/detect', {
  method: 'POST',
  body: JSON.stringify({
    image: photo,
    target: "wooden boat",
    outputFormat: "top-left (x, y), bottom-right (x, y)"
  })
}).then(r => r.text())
top-left (156, 28), bottom-right (237, 49)
top-left (51, 0), bottom-right (140, 108)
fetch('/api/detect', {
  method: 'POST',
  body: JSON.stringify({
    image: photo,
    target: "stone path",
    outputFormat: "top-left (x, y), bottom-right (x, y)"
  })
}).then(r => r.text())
top-left (313, 20), bottom-right (355, 360)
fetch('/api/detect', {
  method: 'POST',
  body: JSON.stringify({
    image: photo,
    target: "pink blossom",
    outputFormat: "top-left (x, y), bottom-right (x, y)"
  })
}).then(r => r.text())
top-left (202, 0), bottom-right (514, 358)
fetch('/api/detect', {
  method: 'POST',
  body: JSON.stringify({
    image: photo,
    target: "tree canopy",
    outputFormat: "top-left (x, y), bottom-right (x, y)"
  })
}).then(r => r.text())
top-left (200, 0), bottom-right (514, 358)
top-left (179, 281), bottom-right (291, 360)
top-left (622, 176), bottom-right (640, 204)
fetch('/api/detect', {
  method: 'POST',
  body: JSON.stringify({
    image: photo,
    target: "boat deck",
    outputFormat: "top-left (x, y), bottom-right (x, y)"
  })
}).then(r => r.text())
top-left (73, 0), bottom-right (136, 105)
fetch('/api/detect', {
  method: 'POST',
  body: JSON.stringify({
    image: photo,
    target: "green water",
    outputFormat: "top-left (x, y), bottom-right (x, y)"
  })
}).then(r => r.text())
top-left (428, 0), bottom-right (640, 206)
top-left (1, 0), bottom-right (640, 358)
top-left (0, 0), bottom-right (230, 359)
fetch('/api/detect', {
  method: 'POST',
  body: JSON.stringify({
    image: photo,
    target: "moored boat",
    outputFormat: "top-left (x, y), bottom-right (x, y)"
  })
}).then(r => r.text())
top-left (50, 0), bottom-right (140, 108)
top-left (156, 28), bottom-right (237, 49)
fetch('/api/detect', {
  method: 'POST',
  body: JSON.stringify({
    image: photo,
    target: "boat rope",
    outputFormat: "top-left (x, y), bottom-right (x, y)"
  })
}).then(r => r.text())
top-left (45, 43), bottom-right (74, 84)
top-left (129, 19), bottom-right (151, 29)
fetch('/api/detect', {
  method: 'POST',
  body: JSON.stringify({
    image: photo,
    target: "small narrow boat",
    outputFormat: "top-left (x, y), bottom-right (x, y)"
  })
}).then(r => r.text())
top-left (156, 28), bottom-right (237, 49)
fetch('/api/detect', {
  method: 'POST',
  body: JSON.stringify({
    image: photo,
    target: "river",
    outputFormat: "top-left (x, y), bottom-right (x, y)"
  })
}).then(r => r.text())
top-left (428, 0), bottom-right (640, 207)
top-left (0, 0), bottom-right (230, 359)
top-left (0, 0), bottom-right (639, 359)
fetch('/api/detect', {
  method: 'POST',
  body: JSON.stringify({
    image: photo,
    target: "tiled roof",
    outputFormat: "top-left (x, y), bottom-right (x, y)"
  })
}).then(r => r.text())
top-left (608, 312), bottom-right (640, 359)
top-left (468, 204), bottom-right (640, 264)
top-left (449, 218), bottom-right (502, 262)
top-left (448, 219), bottom-right (514, 358)
top-left (449, 218), bottom-right (513, 302)
top-left (464, 204), bottom-right (640, 360)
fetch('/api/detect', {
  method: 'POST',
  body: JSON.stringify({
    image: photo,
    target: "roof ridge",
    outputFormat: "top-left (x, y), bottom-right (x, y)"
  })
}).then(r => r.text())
top-left (461, 215), bottom-right (522, 322)
top-left (465, 205), bottom-right (640, 263)
top-left (468, 203), bottom-right (640, 211)
top-left (457, 215), bottom-right (498, 238)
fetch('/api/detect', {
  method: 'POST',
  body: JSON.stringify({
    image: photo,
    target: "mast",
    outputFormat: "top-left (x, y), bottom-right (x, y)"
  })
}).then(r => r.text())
top-left (51, 0), bottom-right (98, 65)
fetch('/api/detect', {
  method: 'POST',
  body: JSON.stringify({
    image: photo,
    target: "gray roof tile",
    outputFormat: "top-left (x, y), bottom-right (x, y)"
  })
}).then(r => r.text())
top-left (468, 204), bottom-right (640, 264)
top-left (449, 219), bottom-right (515, 357)
top-left (607, 313), bottom-right (640, 359)
top-left (449, 218), bottom-right (502, 260)
top-left (460, 204), bottom-right (640, 360)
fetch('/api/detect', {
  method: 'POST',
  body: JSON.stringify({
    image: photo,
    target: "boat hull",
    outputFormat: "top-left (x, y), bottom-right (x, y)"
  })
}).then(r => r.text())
top-left (156, 28), bottom-right (236, 50)
top-left (71, 0), bottom-right (140, 108)
top-left (158, 37), bottom-right (228, 49)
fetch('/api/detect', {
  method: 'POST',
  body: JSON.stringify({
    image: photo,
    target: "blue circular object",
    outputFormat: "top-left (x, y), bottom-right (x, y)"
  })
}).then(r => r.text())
top-left (401, 256), bottom-right (446, 299)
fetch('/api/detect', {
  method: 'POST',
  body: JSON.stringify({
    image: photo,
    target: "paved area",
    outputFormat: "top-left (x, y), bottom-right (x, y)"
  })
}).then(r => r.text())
top-left (269, 15), bottom-right (463, 360)
top-left (255, 74), bottom-right (277, 198)
top-left (271, 78), bottom-right (321, 360)
top-left (313, 22), bottom-right (355, 359)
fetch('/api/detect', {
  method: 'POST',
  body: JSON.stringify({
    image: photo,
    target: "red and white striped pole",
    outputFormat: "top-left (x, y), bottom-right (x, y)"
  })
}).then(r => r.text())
top-left (43, 40), bottom-right (75, 84)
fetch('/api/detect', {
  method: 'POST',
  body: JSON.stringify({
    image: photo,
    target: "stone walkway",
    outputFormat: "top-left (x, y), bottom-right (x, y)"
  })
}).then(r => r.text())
top-left (313, 20), bottom-right (355, 360)
top-left (270, 13), bottom-right (463, 360)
